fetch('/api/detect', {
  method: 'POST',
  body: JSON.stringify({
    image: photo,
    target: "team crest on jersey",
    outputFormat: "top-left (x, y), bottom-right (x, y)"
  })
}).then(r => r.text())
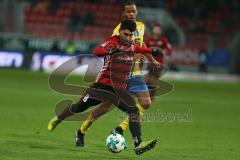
top-left (134, 30), bottom-right (139, 37)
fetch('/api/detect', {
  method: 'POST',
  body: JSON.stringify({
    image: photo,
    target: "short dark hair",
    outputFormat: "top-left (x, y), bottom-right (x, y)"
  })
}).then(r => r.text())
top-left (153, 23), bottom-right (162, 29)
top-left (121, 0), bottom-right (136, 9)
top-left (120, 20), bottom-right (136, 32)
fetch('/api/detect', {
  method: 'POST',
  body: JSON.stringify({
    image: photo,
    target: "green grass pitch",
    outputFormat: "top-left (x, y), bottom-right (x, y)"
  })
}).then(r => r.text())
top-left (0, 69), bottom-right (239, 160)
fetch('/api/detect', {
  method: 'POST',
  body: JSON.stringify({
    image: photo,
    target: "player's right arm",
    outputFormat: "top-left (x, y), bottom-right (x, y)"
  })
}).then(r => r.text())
top-left (93, 37), bottom-right (119, 56)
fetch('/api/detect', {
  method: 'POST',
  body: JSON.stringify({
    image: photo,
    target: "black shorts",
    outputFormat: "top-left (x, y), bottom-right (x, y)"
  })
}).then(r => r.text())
top-left (73, 83), bottom-right (138, 114)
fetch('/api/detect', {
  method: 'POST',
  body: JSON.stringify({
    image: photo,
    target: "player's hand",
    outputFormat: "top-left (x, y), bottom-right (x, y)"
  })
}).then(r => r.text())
top-left (134, 53), bottom-right (144, 59)
top-left (152, 60), bottom-right (161, 70)
top-left (151, 47), bottom-right (163, 56)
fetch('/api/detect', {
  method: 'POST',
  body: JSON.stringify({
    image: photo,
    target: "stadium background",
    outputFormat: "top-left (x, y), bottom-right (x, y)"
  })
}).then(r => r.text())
top-left (0, 0), bottom-right (239, 160)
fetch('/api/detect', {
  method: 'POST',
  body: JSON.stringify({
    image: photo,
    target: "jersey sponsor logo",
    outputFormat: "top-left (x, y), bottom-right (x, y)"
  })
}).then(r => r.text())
top-left (113, 54), bottom-right (134, 62)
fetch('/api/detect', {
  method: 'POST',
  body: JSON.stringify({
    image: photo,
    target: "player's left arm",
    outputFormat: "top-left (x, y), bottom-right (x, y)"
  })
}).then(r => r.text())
top-left (134, 44), bottom-right (162, 56)
top-left (141, 41), bottom-right (159, 63)
top-left (93, 36), bottom-right (118, 57)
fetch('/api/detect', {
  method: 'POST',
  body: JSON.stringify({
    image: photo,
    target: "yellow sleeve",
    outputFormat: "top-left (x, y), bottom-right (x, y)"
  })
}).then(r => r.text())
top-left (139, 22), bottom-right (145, 34)
top-left (138, 22), bottom-right (145, 46)
top-left (142, 23), bottom-right (145, 38)
top-left (112, 23), bottom-right (121, 36)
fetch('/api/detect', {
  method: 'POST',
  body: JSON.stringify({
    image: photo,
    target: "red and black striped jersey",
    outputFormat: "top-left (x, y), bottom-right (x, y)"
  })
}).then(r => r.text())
top-left (145, 36), bottom-right (172, 64)
top-left (93, 36), bottom-right (152, 89)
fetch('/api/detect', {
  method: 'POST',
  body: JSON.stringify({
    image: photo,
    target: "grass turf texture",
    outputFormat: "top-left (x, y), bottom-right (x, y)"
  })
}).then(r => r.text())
top-left (0, 69), bottom-right (240, 160)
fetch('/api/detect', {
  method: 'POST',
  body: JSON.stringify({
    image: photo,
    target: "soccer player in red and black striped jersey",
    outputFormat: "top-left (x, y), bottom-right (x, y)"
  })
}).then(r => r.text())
top-left (145, 24), bottom-right (173, 100)
top-left (145, 24), bottom-right (172, 64)
top-left (48, 20), bottom-right (161, 155)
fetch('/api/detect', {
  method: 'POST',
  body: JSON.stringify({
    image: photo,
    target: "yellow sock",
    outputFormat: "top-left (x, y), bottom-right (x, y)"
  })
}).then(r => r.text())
top-left (119, 103), bottom-right (147, 131)
top-left (80, 113), bottom-right (94, 134)
top-left (136, 103), bottom-right (147, 116)
top-left (119, 116), bottom-right (129, 132)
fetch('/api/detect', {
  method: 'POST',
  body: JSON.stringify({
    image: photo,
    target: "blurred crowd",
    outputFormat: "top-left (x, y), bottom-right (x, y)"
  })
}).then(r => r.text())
top-left (0, 0), bottom-right (239, 73)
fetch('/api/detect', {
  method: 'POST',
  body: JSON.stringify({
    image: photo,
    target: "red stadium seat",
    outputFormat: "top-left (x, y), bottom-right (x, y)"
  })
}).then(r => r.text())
top-left (65, 2), bottom-right (75, 10)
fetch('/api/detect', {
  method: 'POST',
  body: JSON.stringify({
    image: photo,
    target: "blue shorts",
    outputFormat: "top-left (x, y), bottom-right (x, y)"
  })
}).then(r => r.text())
top-left (127, 76), bottom-right (149, 94)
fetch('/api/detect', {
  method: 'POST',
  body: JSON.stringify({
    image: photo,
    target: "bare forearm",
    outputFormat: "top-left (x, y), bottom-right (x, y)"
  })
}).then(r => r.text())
top-left (143, 53), bottom-right (156, 63)
top-left (142, 41), bottom-right (156, 62)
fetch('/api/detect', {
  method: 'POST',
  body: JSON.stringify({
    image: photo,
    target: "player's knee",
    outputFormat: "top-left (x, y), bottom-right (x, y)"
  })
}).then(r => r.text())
top-left (139, 97), bottom-right (152, 109)
top-left (127, 106), bottom-right (139, 115)
top-left (133, 106), bottom-right (139, 114)
top-left (70, 103), bottom-right (85, 113)
top-left (119, 97), bottom-right (136, 109)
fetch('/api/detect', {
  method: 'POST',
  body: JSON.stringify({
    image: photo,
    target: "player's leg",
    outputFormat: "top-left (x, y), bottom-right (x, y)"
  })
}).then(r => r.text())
top-left (76, 101), bottom-right (113, 147)
top-left (48, 86), bottom-right (101, 132)
top-left (145, 64), bottom-right (164, 101)
top-left (79, 101), bottom-right (113, 134)
top-left (116, 91), bottom-right (150, 133)
top-left (75, 84), bottom-right (121, 147)
top-left (116, 76), bottom-right (151, 133)
top-left (115, 89), bottom-right (157, 155)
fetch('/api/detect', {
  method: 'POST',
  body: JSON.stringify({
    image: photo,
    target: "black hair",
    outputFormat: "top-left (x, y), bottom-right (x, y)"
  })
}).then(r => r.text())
top-left (153, 23), bottom-right (162, 29)
top-left (120, 20), bottom-right (136, 32)
top-left (121, 0), bottom-right (136, 9)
